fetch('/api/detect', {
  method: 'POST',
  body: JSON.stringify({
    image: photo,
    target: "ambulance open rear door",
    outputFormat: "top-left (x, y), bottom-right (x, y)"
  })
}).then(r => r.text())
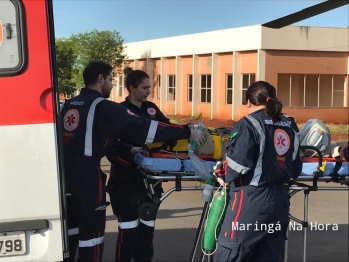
top-left (0, 0), bottom-right (68, 261)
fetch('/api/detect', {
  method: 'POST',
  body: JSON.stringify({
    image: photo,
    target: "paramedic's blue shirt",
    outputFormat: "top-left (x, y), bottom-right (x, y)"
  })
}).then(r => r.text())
top-left (122, 99), bottom-right (170, 123)
top-left (61, 88), bottom-right (190, 184)
top-left (219, 109), bottom-right (302, 187)
top-left (106, 98), bottom-right (172, 168)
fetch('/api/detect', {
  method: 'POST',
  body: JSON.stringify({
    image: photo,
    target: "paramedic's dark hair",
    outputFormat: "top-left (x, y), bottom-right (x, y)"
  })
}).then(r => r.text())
top-left (83, 60), bottom-right (113, 87)
top-left (124, 66), bottom-right (149, 92)
top-left (246, 81), bottom-right (283, 123)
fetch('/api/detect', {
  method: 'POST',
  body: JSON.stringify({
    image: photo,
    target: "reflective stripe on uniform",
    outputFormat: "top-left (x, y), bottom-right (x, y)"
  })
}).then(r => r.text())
top-left (226, 156), bottom-right (250, 175)
top-left (140, 219), bottom-right (155, 227)
top-left (145, 120), bottom-right (158, 144)
top-left (84, 97), bottom-right (105, 156)
top-left (79, 235), bottom-right (104, 247)
top-left (292, 130), bottom-right (300, 160)
top-left (245, 115), bottom-right (265, 186)
top-left (68, 227), bottom-right (79, 236)
top-left (118, 219), bottom-right (140, 229)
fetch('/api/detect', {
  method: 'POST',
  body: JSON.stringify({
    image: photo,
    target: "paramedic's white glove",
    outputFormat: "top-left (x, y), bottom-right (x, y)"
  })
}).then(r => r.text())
top-left (190, 129), bottom-right (205, 146)
top-left (213, 161), bottom-right (229, 187)
top-left (216, 177), bottom-right (226, 187)
top-left (213, 161), bottom-right (222, 173)
top-left (130, 147), bottom-right (143, 155)
top-left (332, 146), bottom-right (342, 158)
top-left (213, 161), bottom-right (223, 185)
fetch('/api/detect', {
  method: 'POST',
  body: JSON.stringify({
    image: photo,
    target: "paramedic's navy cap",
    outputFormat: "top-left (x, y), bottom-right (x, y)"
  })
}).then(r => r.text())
top-left (343, 143), bottom-right (349, 161)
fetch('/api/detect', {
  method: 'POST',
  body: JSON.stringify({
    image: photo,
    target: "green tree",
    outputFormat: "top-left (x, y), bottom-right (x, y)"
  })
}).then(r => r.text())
top-left (55, 38), bottom-right (77, 97)
top-left (70, 30), bottom-right (127, 88)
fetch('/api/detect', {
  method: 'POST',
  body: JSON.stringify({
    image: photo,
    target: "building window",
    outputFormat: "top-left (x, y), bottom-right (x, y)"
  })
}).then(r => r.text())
top-left (200, 74), bottom-right (211, 103)
top-left (167, 75), bottom-right (176, 101)
top-left (277, 74), bottom-right (346, 107)
top-left (188, 74), bottom-right (193, 102)
top-left (332, 75), bottom-right (345, 107)
top-left (242, 74), bottom-right (255, 105)
top-left (117, 75), bottom-right (123, 97)
top-left (157, 75), bottom-right (161, 100)
top-left (226, 74), bottom-right (233, 104)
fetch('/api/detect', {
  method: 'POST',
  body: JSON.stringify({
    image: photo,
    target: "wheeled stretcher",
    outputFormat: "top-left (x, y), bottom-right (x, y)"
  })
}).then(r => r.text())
top-left (134, 146), bottom-right (348, 262)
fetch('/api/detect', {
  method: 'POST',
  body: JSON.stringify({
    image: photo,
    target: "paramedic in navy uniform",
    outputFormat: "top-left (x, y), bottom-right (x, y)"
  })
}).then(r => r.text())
top-left (106, 67), bottom-right (171, 262)
top-left (213, 81), bottom-right (302, 262)
top-left (60, 61), bottom-right (205, 262)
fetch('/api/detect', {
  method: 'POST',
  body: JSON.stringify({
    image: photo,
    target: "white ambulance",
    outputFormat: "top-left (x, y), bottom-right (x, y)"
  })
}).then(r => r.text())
top-left (0, 0), bottom-right (68, 260)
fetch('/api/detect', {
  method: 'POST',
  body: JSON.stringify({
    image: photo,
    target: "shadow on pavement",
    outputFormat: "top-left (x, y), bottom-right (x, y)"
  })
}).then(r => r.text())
top-left (157, 207), bottom-right (204, 219)
top-left (102, 223), bottom-right (348, 262)
top-left (286, 223), bottom-right (348, 261)
top-left (106, 207), bottom-right (204, 222)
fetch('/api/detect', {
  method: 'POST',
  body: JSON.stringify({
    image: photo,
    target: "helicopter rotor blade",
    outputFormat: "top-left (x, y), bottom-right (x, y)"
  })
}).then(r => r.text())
top-left (262, 0), bottom-right (349, 29)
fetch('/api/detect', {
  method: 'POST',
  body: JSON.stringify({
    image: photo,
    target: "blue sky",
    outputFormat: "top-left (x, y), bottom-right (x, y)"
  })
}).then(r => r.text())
top-left (53, 0), bottom-right (349, 43)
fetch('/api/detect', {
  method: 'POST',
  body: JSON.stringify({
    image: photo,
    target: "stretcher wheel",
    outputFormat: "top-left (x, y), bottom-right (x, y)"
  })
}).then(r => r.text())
top-left (138, 202), bottom-right (157, 221)
top-left (129, 192), bottom-right (146, 209)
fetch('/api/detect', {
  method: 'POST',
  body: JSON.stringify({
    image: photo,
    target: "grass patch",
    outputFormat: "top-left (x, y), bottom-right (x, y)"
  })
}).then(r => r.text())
top-left (297, 123), bottom-right (348, 133)
top-left (191, 112), bottom-right (202, 120)
top-left (169, 119), bottom-right (181, 125)
top-left (326, 123), bottom-right (349, 133)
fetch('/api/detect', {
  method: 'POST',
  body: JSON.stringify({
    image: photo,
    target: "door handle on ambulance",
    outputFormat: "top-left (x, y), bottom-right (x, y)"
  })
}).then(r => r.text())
top-left (39, 88), bottom-right (53, 112)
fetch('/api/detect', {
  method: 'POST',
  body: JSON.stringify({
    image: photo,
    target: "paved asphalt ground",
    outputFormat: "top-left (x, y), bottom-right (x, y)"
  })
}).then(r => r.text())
top-left (100, 158), bottom-right (348, 262)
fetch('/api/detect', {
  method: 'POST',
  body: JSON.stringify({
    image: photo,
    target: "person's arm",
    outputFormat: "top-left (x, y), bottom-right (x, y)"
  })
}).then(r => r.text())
top-left (105, 137), bottom-right (136, 165)
top-left (101, 101), bottom-right (203, 146)
top-left (292, 155), bottom-right (303, 179)
top-left (154, 105), bottom-right (171, 124)
top-left (214, 122), bottom-right (257, 184)
top-left (153, 105), bottom-right (178, 148)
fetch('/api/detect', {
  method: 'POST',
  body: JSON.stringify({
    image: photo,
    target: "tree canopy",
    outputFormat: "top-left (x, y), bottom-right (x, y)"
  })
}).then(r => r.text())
top-left (55, 38), bottom-right (77, 96)
top-left (70, 30), bottom-right (127, 88)
top-left (56, 30), bottom-right (127, 96)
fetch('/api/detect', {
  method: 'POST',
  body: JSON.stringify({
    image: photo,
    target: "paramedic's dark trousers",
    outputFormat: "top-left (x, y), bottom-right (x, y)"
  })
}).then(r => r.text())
top-left (109, 182), bottom-right (162, 262)
top-left (214, 183), bottom-right (289, 262)
top-left (64, 176), bottom-right (106, 262)
top-left (114, 211), bottom-right (155, 262)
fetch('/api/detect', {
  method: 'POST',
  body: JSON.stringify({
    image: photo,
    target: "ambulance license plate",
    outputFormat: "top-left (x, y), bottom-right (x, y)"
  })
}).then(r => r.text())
top-left (0, 231), bottom-right (26, 257)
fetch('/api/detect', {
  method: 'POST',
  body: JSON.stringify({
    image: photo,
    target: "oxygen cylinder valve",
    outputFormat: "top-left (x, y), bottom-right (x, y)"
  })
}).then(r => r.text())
top-left (201, 177), bottom-right (214, 202)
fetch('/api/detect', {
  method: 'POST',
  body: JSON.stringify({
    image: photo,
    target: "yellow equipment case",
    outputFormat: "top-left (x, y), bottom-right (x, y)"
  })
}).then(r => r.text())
top-left (144, 127), bottom-right (231, 160)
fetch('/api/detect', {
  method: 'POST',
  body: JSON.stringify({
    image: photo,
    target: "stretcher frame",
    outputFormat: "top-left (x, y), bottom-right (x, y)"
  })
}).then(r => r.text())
top-left (284, 146), bottom-right (349, 262)
top-left (136, 146), bottom-right (349, 262)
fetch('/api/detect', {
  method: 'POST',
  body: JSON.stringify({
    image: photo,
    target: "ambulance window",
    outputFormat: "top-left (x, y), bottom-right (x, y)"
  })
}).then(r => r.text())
top-left (0, 0), bottom-right (27, 77)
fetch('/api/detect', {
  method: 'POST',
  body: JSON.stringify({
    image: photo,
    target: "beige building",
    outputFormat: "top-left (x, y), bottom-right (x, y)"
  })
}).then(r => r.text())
top-left (111, 25), bottom-right (349, 123)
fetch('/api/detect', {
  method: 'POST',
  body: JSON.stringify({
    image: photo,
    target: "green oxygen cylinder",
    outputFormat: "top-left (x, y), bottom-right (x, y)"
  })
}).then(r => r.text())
top-left (202, 188), bottom-right (228, 253)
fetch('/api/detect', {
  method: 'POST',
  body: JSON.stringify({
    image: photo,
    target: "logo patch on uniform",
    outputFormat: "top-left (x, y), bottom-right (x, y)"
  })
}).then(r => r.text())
top-left (229, 131), bottom-right (238, 141)
top-left (147, 108), bottom-right (156, 116)
top-left (274, 129), bottom-right (290, 155)
top-left (63, 109), bottom-right (79, 131)
top-left (127, 109), bottom-right (135, 116)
